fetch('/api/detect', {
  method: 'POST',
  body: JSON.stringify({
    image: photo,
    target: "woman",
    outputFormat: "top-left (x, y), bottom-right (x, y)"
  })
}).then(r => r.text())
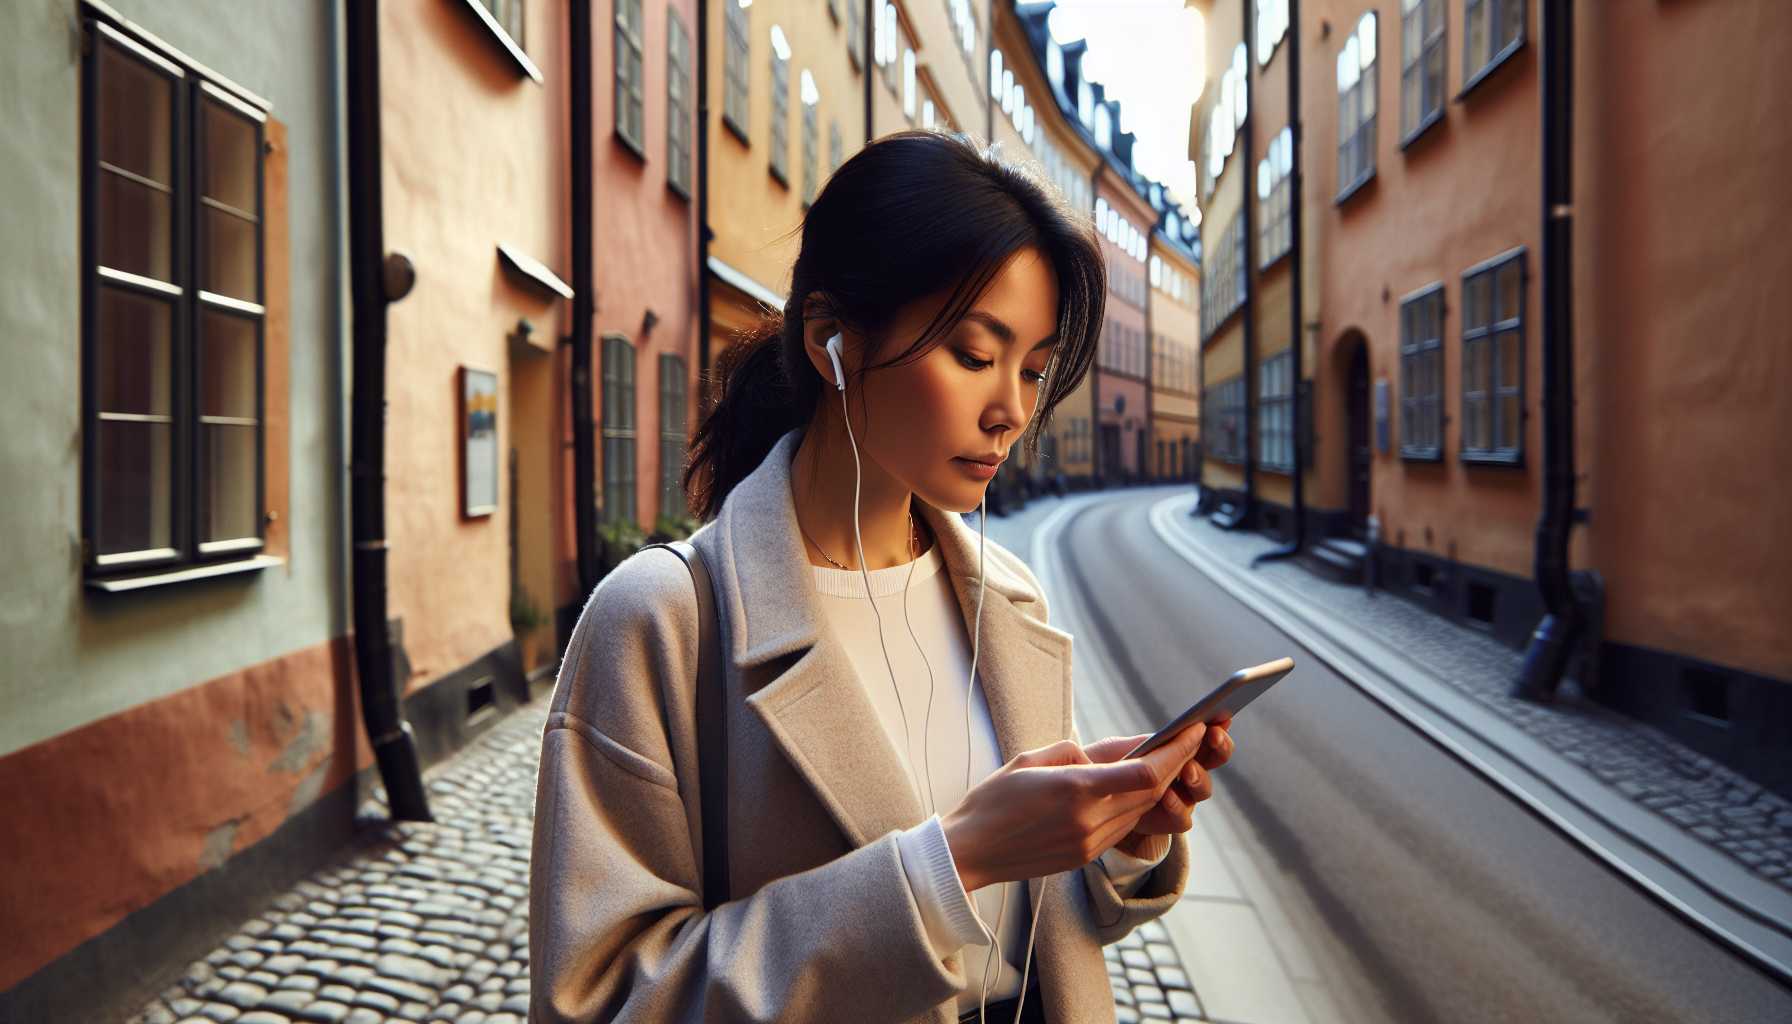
top-left (529, 130), bottom-right (1234, 1024)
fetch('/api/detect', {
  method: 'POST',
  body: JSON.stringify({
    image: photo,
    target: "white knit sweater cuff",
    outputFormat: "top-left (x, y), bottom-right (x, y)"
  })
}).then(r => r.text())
top-left (896, 815), bottom-right (991, 957)
top-left (1098, 835), bottom-right (1172, 894)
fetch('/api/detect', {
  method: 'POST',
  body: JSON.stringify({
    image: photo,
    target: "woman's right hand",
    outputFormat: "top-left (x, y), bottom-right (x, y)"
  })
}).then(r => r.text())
top-left (939, 723), bottom-right (1209, 893)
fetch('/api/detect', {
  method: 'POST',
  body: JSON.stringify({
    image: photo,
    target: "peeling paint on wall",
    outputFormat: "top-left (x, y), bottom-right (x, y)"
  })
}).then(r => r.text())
top-left (270, 710), bottom-right (328, 775)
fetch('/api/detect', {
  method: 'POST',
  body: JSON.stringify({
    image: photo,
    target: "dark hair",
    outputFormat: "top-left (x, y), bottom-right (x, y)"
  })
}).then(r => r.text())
top-left (684, 129), bottom-right (1106, 521)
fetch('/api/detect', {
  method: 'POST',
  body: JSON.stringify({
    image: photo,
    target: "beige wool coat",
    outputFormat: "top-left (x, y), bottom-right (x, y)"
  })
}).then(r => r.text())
top-left (528, 428), bottom-right (1190, 1023)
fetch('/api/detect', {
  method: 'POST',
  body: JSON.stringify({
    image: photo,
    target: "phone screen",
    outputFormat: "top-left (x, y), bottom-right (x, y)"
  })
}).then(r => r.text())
top-left (1121, 656), bottom-right (1296, 760)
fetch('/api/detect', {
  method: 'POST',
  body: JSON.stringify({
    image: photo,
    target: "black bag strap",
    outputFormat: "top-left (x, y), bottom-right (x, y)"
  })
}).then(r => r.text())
top-left (644, 540), bottom-right (730, 911)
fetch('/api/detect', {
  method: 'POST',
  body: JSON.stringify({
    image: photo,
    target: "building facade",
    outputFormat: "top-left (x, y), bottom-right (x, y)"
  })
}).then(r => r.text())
top-left (1191, 0), bottom-right (1791, 794)
top-left (1149, 203), bottom-right (1202, 482)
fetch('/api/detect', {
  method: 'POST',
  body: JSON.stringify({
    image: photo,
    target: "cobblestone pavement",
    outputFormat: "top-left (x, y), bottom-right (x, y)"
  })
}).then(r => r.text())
top-left (129, 646), bottom-right (1208, 1023)
top-left (130, 705), bottom-right (543, 1024)
top-left (1157, 491), bottom-right (1792, 894)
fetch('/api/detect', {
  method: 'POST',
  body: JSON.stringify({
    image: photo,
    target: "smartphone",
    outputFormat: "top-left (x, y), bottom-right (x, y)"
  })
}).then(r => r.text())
top-left (1121, 657), bottom-right (1296, 760)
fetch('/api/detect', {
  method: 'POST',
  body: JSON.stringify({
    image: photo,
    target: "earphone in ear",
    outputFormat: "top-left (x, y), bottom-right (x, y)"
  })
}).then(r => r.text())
top-left (825, 332), bottom-right (846, 392)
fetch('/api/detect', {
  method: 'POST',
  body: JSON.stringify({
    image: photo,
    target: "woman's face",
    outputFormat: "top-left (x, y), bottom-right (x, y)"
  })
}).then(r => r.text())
top-left (836, 246), bottom-right (1061, 515)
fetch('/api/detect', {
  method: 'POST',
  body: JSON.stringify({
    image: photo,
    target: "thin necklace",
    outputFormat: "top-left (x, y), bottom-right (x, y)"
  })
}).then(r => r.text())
top-left (800, 512), bottom-right (918, 571)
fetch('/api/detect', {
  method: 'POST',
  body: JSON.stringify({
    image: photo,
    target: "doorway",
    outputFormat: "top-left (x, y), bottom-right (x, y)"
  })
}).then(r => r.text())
top-left (1346, 339), bottom-right (1371, 536)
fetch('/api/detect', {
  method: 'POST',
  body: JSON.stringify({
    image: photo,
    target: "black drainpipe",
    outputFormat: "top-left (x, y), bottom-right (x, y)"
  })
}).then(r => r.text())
top-left (1514, 0), bottom-right (1584, 702)
top-left (1252, 0), bottom-right (1305, 568)
top-left (346, 0), bottom-right (429, 822)
top-left (1231, 0), bottom-right (1257, 529)
top-left (570, 0), bottom-right (600, 593)
top-left (697, 0), bottom-right (714, 415)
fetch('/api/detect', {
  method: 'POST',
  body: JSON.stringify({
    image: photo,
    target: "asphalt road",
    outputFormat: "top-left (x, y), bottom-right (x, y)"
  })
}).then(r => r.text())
top-left (1052, 492), bottom-right (1792, 1024)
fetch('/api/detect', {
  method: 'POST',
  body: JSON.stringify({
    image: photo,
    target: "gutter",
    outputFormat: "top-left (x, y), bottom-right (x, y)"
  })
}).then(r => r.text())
top-left (569, 0), bottom-right (599, 590)
top-left (1252, 0), bottom-right (1306, 568)
top-left (345, 0), bottom-right (429, 821)
top-left (1514, 0), bottom-right (1593, 702)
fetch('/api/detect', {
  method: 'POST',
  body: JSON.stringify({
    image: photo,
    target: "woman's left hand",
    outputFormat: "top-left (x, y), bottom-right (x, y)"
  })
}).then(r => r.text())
top-left (1081, 716), bottom-right (1235, 859)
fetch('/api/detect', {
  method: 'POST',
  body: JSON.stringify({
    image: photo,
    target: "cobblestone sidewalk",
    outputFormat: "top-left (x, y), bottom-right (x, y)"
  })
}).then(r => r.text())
top-left (130, 671), bottom-right (1205, 1023)
top-left (130, 704), bottom-right (543, 1024)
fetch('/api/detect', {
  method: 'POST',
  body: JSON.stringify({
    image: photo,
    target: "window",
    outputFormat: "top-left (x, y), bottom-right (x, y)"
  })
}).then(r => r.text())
top-left (847, 0), bottom-right (863, 69)
top-left (614, 0), bottom-right (644, 153)
top-left (1204, 43), bottom-right (1248, 193)
top-left (829, 118), bottom-right (843, 177)
top-left (800, 70), bottom-right (819, 206)
top-left (1336, 11), bottom-right (1377, 200)
top-left (478, 0), bottom-right (527, 46)
top-left (1200, 216), bottom-right (1245, 339)
top-left (990, 50), bottom-right (1003, 101)
top-left (659, 354), bottom-right (688, 519)
top-left (667, 9), bottom-right (693, 194)
top-left (902, 48), bottom-right (916, 120)
top-left (1399, 285), bottom-right (1445, 460)
top-left (1461, 250), bottom-right (1524, 462)
top-left (1464, 0), bottom-right (1525, 90)
top-left (1255, 0), bottom-right (1289, 66)
top-left (602, 334), bottom-right (637, 523)
top-left (878, 2), bottom-right (899, 95)
top-left (82, 20), bottom-right (270, 580)
top-left (723, 0), bottom-right (750, 140)
top-left (1258, 125), bottom-right (1293, 267)
top-left (947, 0), bottom-right (978, 58)
top-left (769, 26), bottom-right (791, 185)
top-left (1205, 376), bottom-right (1247, 463)
top-left (1259, 350), bottom-right (1294, 470)
top-left (1400, 0), bottom-right (1445, 142)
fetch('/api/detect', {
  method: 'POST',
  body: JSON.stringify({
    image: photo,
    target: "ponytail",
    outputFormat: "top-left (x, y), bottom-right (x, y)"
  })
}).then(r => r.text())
top-left (684, 311), bottom-right (821, 521)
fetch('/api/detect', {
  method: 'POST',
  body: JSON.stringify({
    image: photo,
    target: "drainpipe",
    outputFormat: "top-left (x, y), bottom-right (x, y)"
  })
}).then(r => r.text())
top-left (570, 0), bottom-right (599, 592)
top-left (1231, 0), bottom-right (1257, 529)
top-left (697, 0), bottom-right (714, 415)
top-left (346, 0), bottom-right (429, 821)
top-left (1514, 0), bottom-right (1585, 702)
top-left (1252, 0), bottom-right (1305, 568)
top-left (864, 0), bottom-right (874, 143)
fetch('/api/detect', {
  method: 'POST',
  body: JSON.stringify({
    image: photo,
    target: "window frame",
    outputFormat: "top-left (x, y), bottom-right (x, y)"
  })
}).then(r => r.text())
top-left (614, 0), bottom-right (646, 157)
top-left (723, 0), bottom-right (751, 143)
top-left (1335, 11), bottom-right (1378, 205)
top-left (1459, 248), bottom-right (1526, 466)
top-left (800, 83), bottom-right (818, 207)
top-left (462, 0), bottom-right (543, 83)
top-left (81, 16), bottom-right (274, 587)
top-left (658, 353), bottom-right (688, 520)
top-left (1258, 349), bottom-right (1295, 472)
top-left (1398, 282), bottom-right (1446, 462)
top-left (1399, 0), bottom-right (1446, 148)
top-left (1459, 0), bottom-right (1527, 99)
top-left (1204, 375), bottom-right (1248, 464)
top-left (601, 333), bottom-right (638, 524)
top-left (768, 30), bottom-right (790, 186)
top-left (666, 7), bottom-right (693, 197)
top-left (1258, 125), bottom-right (1293, 269)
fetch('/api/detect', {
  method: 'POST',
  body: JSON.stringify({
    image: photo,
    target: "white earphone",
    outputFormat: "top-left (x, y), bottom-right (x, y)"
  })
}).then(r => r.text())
top-left (824, 332), bottom-right (1047, 1024)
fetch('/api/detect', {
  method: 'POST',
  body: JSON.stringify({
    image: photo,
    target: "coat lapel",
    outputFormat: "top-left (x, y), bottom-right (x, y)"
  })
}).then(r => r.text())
top-left (700, 429), bottom-right (1072, 850)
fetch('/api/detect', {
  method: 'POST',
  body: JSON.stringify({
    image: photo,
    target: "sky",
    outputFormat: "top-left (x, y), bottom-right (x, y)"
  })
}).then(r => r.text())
top-left (1046, 0), bottom-right (1207, 209)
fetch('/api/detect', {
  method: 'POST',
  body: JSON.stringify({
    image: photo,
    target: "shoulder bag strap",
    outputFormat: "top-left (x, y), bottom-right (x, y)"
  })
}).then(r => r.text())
top-left (645, 540), bottom-right (730, 910)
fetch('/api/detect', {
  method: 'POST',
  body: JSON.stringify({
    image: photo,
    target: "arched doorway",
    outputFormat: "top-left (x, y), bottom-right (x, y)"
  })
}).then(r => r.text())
top-left (1344, 336), bottom-right (1371, 534)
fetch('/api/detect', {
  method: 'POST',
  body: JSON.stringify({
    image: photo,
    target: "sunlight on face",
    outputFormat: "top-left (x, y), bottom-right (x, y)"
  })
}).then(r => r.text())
top-left (858, 246), bottom-right (1061, 514)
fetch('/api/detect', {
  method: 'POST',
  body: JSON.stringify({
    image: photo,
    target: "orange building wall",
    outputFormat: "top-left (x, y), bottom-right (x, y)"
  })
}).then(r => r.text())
top-left (0, 640), bottom-right (367, 991)
top-left (379, 2), bottom-right (568, 691)
top-left (1308, 0), bottom-right (1543, 576)
top-left (1576, 0), bottom-right (1792, 680)
top-left (593, 0), bottom-right (702, 528)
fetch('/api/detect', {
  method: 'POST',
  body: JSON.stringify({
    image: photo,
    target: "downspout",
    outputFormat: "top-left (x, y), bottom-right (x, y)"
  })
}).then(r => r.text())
top-left (345, 0), bottom-right (429, 821)
top-left (1252, 0), bottom-right (1305, 567)
top-left (1514, 0), bottom-right (1584, 702)
top-left (1231, 0), bottom-right (1257, 529)
top-left (697, 0), bottom-right (714, 414)
top-left (570, 0), bottom-right (599, 591)
top-left (864, 0), bottom-right (874, 143)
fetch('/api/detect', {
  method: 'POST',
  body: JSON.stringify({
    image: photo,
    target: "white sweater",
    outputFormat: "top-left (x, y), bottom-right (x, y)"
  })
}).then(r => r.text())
top-left (810, 538), bottom-right (1169, 1013)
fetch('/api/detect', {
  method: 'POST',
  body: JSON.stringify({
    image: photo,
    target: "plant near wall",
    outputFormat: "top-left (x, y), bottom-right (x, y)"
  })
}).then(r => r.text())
top-left (597, 516), bottom-right (648, 576)
top-left (510, 585), bottom-right (547, 636)
top-left (648, 513), bottom-right (699, 543)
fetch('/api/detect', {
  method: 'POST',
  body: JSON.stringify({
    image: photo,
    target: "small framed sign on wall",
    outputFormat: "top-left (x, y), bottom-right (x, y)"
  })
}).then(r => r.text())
top-left (460, 366), bottom-right (499, 518)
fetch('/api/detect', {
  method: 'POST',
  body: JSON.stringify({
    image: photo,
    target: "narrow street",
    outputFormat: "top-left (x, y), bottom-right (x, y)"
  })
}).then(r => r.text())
top-left (1018, 488), bottom-right (1792, 1023)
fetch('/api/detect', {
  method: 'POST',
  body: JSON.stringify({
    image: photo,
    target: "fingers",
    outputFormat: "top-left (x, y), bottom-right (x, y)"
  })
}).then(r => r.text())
top-left (1014, 738), bottom-right (1092, 769)
top-left (1196, 723), bottom-right (1235, 770)
top-left (1080, 733), bottom-right (1152, 764)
